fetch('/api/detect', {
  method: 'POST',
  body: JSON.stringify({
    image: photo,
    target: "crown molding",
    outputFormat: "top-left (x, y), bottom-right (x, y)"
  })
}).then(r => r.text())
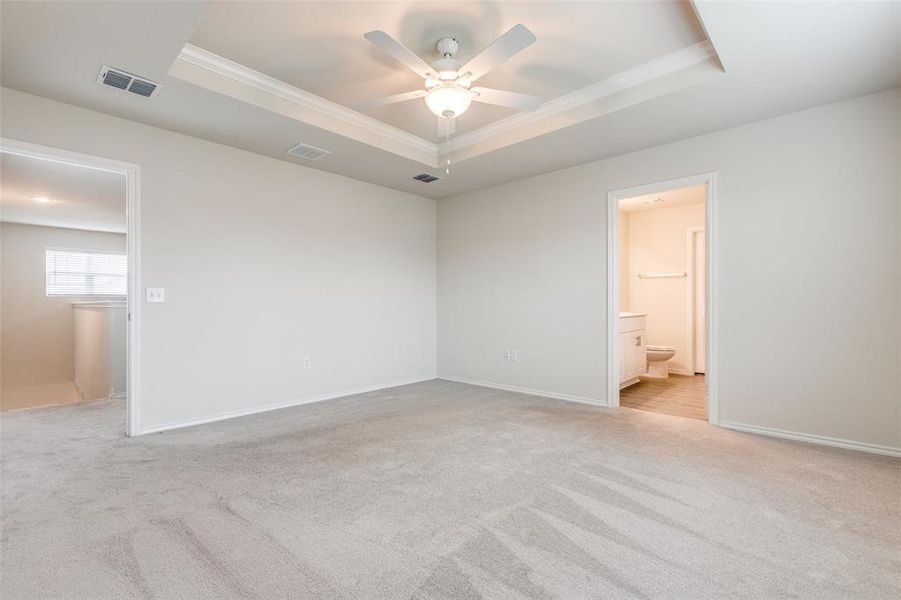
top-left (171, 44), bottom-right (438, 166)
top-left (688, 0), bottom-right (728, 72)
top-left (170, 40), bottom-right (721, 170)
top-left (442, 40), bottom-right (720, 156)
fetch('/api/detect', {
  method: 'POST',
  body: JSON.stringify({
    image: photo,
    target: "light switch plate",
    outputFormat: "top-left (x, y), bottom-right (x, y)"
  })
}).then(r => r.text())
top-left (146, 287), bottom-right (166, 303)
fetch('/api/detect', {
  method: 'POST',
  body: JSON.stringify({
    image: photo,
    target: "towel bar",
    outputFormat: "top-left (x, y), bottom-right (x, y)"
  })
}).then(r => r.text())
top-left (637, 272), bottom-right (687, 279)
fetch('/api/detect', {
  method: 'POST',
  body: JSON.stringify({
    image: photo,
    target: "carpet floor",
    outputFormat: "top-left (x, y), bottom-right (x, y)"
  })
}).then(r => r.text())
top-left (1, 380), bottom-right (899, 599)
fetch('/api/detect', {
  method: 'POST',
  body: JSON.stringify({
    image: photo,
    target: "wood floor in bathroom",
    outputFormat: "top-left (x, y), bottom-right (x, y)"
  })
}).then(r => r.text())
top-left (620, 374), bottom-right (706, 421)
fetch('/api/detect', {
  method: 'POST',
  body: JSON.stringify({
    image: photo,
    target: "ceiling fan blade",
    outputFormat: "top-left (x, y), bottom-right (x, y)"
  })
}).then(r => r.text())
top-left (354, 90), bottom-right (426, 109)
top-left (437, 117), bottom-right (456, 138)
top-left (460, 25), bottom-right (536, 82)
top-left (364, 30), bottom-right (434, 79)
top-left (471, 87), bottom-right (543, 111)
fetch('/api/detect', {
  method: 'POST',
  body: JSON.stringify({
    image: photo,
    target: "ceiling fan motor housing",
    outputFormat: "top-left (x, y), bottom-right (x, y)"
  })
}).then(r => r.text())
top-left (431, 58), bottom-right (460, 81)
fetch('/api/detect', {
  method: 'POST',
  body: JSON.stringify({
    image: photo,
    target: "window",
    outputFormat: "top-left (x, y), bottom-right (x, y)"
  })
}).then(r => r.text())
top-left (45, 248), bottom-right (127, 297)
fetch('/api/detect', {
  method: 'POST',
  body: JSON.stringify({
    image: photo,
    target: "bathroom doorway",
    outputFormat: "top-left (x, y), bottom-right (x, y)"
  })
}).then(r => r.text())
top-left (0, 138), bottom-right (141, 435)
top-left (606, 173), bottom-right (717, 423)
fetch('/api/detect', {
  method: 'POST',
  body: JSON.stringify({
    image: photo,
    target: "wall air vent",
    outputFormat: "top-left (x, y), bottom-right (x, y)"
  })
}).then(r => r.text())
top-left (97, 66), bottom-right (161, 98)
top-left (413, 173), bottom-right (439, 183)
top-left (285, 143), bottom-right (331, 161)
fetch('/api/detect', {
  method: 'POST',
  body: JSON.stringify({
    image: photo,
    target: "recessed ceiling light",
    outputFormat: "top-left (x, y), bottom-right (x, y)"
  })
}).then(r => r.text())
top-left (32, 196), bottom-right (52, 204)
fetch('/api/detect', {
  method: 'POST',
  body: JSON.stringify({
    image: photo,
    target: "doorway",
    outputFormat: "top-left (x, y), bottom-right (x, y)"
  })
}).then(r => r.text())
top-left (0, 139), bottom-right (141, 436)
top-left (606, 173), bottom-right (718, 424)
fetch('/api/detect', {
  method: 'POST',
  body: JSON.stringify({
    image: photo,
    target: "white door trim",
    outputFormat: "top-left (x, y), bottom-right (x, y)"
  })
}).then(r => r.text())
top-left (0, 138), bottom-right (143, 436)
top-left (606, 172), bottom-right (719, 425)
top-left (686, 225), bottom-right (705, 376)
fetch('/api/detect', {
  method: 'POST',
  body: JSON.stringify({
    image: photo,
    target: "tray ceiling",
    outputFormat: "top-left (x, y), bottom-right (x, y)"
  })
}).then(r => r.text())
top-left (188, 1), bottom-right (707, 140)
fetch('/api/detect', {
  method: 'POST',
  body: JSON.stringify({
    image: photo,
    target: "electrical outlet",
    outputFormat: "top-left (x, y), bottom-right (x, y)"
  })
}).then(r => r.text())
top-left (303, 356), bottom-right (311, 369)
top-left (511, 350), bottom-right (518, 361)
top-left (503, 348), bottom-right (510, 361)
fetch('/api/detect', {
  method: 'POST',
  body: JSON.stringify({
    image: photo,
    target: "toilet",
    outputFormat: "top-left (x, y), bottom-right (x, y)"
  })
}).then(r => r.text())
top-left (644, 345), bottom-right (676, 379)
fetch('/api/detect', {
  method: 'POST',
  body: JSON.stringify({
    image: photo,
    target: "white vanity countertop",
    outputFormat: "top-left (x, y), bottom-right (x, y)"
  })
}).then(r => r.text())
top-left (619, 312), bottom-right (647, 318)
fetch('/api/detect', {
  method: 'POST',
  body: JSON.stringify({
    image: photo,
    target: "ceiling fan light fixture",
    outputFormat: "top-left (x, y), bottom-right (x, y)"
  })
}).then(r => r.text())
top-left (426, 86), bottom-right (472, 119)
top-left (362, 25), bottom-right (539, 122)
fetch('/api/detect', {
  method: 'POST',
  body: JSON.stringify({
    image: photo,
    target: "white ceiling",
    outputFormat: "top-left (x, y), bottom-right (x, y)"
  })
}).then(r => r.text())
top-left (619, 184), bottom-right (706, 213)
top-left (1, 1), bottom-right (898, 200)
top-left (188, 1), bottom-right (705, 140)
top-left (0, 153), bottom-right (126, 233)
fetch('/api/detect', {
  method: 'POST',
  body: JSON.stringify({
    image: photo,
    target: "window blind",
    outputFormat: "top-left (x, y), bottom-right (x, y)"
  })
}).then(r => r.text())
top-left (45, 249), bottom-right (127, 296)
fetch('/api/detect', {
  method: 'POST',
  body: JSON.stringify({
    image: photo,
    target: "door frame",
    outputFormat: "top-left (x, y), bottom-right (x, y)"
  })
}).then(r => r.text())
top-left (686, 225), bottom-right (705, 376)
top-left (606, 172), bottom-right (719, 425)
top-left (1, 138), bottom-right (143, 436)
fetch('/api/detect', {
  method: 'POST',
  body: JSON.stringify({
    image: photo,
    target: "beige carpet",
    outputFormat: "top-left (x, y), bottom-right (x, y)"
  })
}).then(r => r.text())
top-left (2, 380), bottom-right (899, 599)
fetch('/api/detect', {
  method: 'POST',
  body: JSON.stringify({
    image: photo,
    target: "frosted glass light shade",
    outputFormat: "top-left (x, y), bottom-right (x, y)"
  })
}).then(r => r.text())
top-left (425, 86), bottom-right (472, 119)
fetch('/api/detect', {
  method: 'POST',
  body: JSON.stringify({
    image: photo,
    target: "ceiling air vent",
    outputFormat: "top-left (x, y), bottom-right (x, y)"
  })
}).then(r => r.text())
top-left (97, 66), bottom-right (161, 98)
top-left (413, 173), bottom-right (439, 183)
top-left (286, 143), bottom-right (331, 161)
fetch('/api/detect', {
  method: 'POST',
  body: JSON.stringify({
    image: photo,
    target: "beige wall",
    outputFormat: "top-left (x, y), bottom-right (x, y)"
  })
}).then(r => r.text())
top-left (1, 87), bottom-right (437, 432)
top-left (438, 88), bottom-right (901, 450)
top-left (1, 222), bottom-right (125, 408)
top-left (3, 84), bottom-right (898, 450)
top-left (626, 202), bottom-right (705, 373)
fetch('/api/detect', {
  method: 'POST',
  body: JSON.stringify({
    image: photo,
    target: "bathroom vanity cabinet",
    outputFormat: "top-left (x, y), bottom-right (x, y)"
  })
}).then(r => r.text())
top-left (619, 313), bottom-right (647, 388)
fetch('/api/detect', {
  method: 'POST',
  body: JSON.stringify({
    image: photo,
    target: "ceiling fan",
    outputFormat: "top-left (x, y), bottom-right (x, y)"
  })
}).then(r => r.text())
top-left (357, 25), bottom-right (543, 138)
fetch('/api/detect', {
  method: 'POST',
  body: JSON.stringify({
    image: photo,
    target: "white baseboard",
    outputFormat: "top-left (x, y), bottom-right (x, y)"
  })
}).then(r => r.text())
top-left (137, 376), bottom-right (436, 435)
top-left (135, 375), bottom-right (898, 459)
top-left (620, 377), bottom-right (640, 389)
top-left (438, 375), bottom-right (608, 408)
top-left (719, 421), bottom-right (901, 459)
top-left (667, 368), bottom-right (693, 376)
